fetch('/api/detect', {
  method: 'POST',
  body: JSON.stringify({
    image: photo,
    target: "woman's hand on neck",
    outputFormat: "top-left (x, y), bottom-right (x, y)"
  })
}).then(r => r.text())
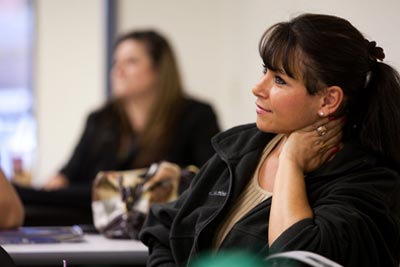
top-left (279, 117), bottom-right (344, 174)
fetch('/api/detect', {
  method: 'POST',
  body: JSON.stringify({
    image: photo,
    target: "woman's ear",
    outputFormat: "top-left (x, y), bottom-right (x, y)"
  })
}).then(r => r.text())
top-left (317, 86), bottom-right (344, 116)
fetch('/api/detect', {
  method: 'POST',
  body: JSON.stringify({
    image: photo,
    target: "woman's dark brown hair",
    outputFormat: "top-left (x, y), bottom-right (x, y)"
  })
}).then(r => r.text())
top-left (113, 30), bottom-right (185, 167)
top-left (259, 13), bottom-right (400, 166)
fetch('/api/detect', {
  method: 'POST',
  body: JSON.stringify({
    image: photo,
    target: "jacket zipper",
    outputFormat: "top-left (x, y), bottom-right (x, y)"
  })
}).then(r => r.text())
top-left (191, 155), bottom-right (234, 257)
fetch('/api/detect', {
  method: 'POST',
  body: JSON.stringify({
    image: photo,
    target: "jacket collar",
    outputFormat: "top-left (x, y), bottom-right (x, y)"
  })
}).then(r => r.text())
top-left (307, 141), bottom-right (379, 179)
top-left (212, 123), bottom-right (381, 177)
top-left (211, 124), bottom-right (274, 163)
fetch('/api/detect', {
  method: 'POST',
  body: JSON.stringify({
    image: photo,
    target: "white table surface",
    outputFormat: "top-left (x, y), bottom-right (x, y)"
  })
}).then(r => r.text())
top-left (2, 234), bottom-right (148, 266)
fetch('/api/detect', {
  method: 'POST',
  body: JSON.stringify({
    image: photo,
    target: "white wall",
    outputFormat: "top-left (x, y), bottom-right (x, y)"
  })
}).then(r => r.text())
top-left (35, 0), bottom-right (105, 185)
top-left (35, 0), bottom-right (400, 184)
top-left (118, 0), bottom-right (400, 130)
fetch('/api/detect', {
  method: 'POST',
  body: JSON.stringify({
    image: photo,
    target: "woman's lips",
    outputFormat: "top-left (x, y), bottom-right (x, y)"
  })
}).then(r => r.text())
top-left (256, 104), bottom-right (272, 114)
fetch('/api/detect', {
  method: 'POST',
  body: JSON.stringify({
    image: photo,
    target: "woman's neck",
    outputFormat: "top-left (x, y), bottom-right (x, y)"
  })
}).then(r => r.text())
top-left (123, 90), bottom-right (158, 133)
top-left (274, 134), bottom-right (288, 156)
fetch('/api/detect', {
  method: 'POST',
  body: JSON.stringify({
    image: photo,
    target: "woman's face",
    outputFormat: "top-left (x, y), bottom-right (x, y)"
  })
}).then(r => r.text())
top-left (111, 39), bottom-right (158, 99)
top-left (253, 68), bottom-right (321, 134)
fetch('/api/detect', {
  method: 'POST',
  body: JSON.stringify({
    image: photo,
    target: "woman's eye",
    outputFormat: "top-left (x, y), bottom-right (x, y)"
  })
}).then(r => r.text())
top-left (275, 76), bottom-right (286, 85)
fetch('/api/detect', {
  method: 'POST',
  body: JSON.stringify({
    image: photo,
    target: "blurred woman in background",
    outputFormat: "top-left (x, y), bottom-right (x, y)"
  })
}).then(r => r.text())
top-left (14, 30), bottom-right (219, 227)
top-left (44, 30), bottom-right (220, 190)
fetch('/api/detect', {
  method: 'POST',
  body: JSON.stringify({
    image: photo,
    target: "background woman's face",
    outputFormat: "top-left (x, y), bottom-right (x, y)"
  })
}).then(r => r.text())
top-left (111, 39), bottom-right (158, 99)
top-left (253, 68), bottom-right (321, 134)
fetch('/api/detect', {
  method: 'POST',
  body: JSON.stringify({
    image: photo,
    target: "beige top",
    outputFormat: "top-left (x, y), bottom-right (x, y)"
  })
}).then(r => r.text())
top-left (212, 134), bottom-right (284, 250)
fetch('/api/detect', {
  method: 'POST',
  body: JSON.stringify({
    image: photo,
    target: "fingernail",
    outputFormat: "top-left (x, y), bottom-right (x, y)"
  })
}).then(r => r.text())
top-left (332, 146), bottom-right (340, 154)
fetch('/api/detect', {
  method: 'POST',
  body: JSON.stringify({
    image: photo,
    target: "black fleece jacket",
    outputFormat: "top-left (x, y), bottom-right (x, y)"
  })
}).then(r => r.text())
top-left (140, 124), bottom-right (400, 267)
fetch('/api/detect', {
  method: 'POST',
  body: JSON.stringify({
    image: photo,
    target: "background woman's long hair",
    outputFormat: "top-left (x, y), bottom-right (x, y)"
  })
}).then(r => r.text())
top-left (259, 13), bottom-right (400, 168)
top-left (114, 30), bottom-right (185, 167)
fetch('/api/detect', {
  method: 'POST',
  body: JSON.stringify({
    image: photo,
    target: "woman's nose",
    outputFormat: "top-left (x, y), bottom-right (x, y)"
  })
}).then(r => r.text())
top-left (252, 74), bottom-right (271, 98)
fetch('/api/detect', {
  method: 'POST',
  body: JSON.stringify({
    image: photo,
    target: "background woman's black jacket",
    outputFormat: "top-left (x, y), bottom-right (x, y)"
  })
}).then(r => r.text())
top-left (60, 97), bottom-right (220, 184)
top-left (140, 124), bottom-right (400, 267)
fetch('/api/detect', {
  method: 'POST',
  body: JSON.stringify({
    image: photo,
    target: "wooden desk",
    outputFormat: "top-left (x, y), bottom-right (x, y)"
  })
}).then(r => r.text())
top-left (2, 234), bottom-right (148, 266)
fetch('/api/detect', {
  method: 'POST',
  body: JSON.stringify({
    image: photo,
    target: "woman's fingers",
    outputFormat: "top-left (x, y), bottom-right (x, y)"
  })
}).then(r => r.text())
top-left (304, 118), bottom-right (343, 150)
top-left (320, 145), bottom-right (340, 163)
top-left (305, 117), bottom-right (331, 132)
top-left (320, 120), bottom-right (344, 141)
top-left (316, 119), bottom-right (343, 151)
top-left (282, 115), bottom-right (345, 173)
top-left (319, 132), bottom-right (342, 154)
top-left (302, 116), bottom-right (344, 133)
